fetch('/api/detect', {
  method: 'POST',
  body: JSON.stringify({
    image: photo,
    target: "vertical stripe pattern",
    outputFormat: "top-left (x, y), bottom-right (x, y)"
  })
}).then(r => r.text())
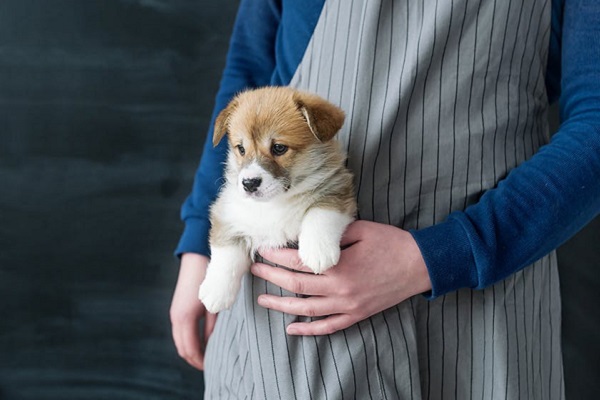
top-left (203, 0), bottom-right (564, 398)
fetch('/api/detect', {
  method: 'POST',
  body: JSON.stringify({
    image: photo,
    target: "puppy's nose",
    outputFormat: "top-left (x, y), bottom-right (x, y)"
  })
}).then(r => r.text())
top-left (242, 178), bottom-right (262, 193)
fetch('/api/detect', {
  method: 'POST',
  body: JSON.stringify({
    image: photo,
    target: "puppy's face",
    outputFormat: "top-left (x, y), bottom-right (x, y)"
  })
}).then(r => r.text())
top-left (213, 87), bottom-right (345, 201)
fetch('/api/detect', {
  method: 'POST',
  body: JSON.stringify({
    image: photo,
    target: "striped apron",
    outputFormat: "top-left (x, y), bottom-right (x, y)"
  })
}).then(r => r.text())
top-left (204, 0), bottom-right (564, 398)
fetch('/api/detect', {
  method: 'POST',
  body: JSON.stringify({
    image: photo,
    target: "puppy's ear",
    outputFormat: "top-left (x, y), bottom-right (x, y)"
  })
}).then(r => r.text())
top-left (213, 97), bottom-right (239, 147)
top-left (293, 91), bottom-right (345, 142)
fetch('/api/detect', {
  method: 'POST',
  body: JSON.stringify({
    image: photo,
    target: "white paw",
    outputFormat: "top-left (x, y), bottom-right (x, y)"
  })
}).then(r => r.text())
top-left (199, 263), bottom-right (242, 313)
top-left (298, 234), bottom-right (340, 274)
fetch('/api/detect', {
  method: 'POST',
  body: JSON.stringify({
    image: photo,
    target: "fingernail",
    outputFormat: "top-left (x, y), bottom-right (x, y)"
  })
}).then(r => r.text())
top-left (257, 295), bottom-right (267, 306)
top-left (287, 326), bottom-right (298, 335)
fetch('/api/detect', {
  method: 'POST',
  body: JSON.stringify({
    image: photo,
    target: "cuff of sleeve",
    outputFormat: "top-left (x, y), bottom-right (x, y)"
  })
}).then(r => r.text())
top-left (410, 216), bottom-right (479, 299)
top-left (174, 218), bottom-right (211, 259)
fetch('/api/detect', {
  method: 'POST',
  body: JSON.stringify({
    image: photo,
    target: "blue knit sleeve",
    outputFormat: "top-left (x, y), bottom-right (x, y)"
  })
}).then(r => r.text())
top-left (411, 0), bottom-right (600, 298)
top-left (175, 0), bottom-right (281, 257)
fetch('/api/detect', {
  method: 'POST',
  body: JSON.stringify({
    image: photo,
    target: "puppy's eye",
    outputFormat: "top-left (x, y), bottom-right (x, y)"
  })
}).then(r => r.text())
top-left (271, 143), bottom-right (288, 156)
top-left (236, 144), bottom-right (245, 156)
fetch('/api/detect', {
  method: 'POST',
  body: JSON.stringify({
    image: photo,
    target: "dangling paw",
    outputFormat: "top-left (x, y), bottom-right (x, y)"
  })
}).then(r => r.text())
top-left (199, 262), bottom-right (242, 313)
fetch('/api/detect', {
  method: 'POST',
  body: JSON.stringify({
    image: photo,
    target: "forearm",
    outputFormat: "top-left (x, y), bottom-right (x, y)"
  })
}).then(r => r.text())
top-left (412, 0), bottom-right (600, 297)
top-left (175, 0), bottom-right (281, 257)
top-left (412, 125), bottom-right (600, 297)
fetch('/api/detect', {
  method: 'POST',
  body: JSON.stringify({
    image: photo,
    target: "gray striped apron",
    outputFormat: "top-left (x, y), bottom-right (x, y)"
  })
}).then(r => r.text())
top-left (203, 0), bottom-right (564, 399)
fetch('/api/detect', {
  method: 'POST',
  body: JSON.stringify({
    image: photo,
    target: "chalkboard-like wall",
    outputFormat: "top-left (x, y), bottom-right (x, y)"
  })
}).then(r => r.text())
top-left (0, 1), bottom-right (237, 398)
top-left (0, 1), bottom-right (598, 399)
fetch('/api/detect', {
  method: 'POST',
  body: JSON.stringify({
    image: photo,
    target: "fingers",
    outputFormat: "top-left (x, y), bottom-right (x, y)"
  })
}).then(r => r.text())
top-left (251, 262), bottom-right (330, 295)
top-left (257, 294), bottom-right (360, 335)
top-left (172, 314), bottom-right (205, 370)
top-left (257, 294), bottom-right (342, 317)
top-left (258, 247), bottom-right (313, 273)
top-left (286, 314), bottom-right (356, 336)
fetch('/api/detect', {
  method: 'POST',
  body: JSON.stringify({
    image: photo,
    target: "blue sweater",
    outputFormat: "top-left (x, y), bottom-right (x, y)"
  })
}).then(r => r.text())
top-left (176, 0), bottom-right (600, 298)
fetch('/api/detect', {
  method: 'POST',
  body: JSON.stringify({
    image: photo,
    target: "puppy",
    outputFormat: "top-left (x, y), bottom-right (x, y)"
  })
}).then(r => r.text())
top-left (199, 87), bottom-right (357, 313)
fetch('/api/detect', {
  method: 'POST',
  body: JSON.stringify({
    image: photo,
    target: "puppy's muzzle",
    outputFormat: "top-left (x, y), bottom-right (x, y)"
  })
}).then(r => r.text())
top-left (242, 178), bottom-right (262, 193)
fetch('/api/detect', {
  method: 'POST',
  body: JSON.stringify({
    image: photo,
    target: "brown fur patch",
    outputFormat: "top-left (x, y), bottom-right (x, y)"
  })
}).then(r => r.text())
top-left (217, 87), bottom-right (347, 181)
top-left (292, 91), bottom-right (345, 142)
top-left (213, 97), bottom-right (238, 147)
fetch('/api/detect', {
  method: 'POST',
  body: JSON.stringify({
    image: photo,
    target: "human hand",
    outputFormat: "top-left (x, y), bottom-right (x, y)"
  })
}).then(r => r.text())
top-left (170, 253), bottom-right (218, 370)
top-left (251, 220), bottom-right (432, 336)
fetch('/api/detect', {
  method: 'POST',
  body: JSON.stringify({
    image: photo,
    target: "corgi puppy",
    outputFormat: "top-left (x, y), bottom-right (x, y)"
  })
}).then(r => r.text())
top-left (199, 87), bottom-right (357, 313)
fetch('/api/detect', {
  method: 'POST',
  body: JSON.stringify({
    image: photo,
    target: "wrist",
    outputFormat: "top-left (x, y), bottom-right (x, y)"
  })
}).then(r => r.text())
top-left (404, 233), bottom-right (432, 296)
top-left (179, 253), bottom-right (210, 284)
top-left (172, 253), bottom-right (210, 316)
top-left (181, 253), bottom-right (210, 269)
top-left (410, 219), bottom-right (478, 299)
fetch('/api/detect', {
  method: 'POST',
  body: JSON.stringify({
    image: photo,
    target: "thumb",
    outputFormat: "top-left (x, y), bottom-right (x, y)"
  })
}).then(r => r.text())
top-left (340, 220), bottom-right (365, 247)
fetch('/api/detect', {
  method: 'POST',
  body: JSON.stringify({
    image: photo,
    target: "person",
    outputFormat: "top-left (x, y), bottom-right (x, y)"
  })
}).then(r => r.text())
top-left (170, 0), bottom-right (600, 398)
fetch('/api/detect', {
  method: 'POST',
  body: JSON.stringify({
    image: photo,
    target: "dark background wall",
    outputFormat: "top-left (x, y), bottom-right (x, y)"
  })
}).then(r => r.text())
top-left (0, 1), bottom-right (238, 398)
top-left (0, 1), bottom-right (597, 399)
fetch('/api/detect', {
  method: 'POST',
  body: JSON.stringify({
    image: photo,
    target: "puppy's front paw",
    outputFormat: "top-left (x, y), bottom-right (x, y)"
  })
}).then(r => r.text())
top-left (298, 234), bottom-right (340, 274)
top-left (199, 264), bottom-right (241, 313)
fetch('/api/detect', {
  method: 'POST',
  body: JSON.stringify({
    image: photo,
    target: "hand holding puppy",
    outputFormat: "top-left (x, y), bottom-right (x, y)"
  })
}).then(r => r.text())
top-left (251, 220), bottom-right (432, 336)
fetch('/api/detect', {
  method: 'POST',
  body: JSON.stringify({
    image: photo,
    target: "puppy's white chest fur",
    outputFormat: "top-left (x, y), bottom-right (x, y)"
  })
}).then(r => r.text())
top-left (200, 182), bottom-right (354, 314)
top-left (218, 186), bottom-right (306, 251)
